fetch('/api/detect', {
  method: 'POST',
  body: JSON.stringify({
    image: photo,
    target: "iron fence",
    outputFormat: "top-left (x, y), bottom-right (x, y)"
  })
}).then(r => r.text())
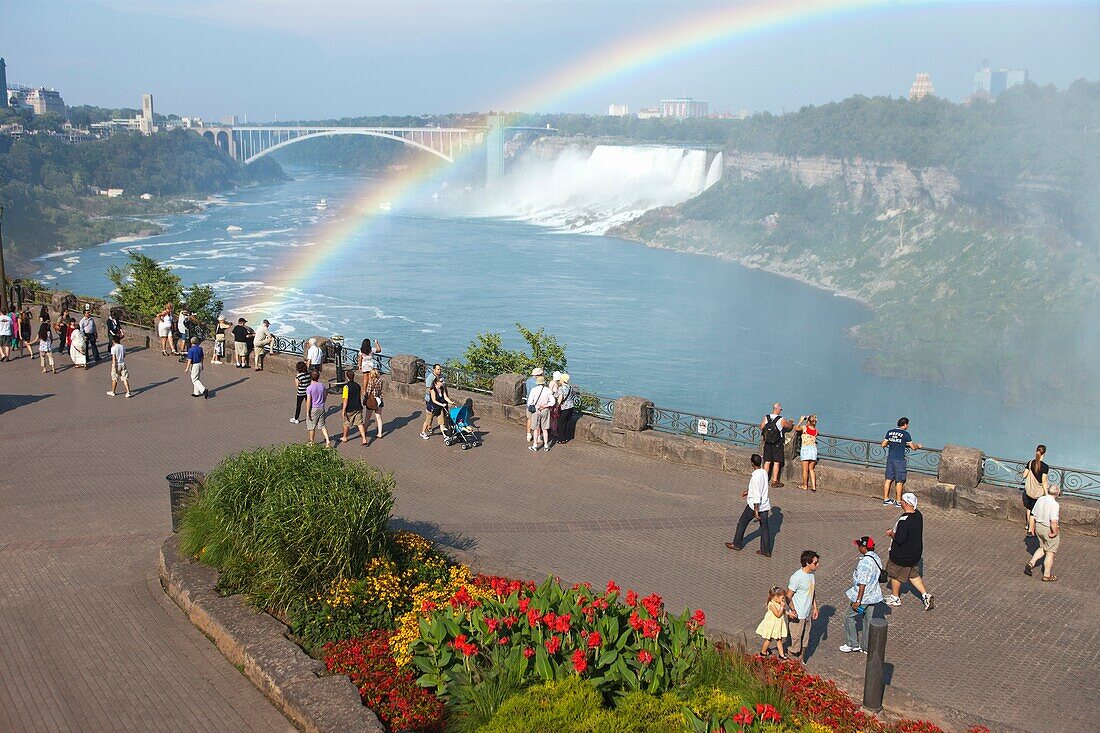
top-left (982, 456), bottom-right (1100, 500)
top-left (574, 390), bottom-right (615, 420)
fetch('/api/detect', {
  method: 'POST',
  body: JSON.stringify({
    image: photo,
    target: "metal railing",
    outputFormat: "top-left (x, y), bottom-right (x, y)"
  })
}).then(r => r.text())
top-left (982, 456), bottom-right (1100, 500)
top-left (648, 405), bottom-right (942, 476)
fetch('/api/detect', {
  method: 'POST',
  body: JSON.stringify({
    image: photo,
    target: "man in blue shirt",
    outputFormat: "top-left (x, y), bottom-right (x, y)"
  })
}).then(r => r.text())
top-left (881, 417), bottom-right (922, 506)
top-left (184, 337), bottom-right (209, 399)
top-left (841, 536), bottom-right (884, 653)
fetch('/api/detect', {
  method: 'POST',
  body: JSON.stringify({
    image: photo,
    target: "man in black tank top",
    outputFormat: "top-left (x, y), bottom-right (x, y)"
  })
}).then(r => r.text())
top-left (341, 368), bottom-right (368, 446)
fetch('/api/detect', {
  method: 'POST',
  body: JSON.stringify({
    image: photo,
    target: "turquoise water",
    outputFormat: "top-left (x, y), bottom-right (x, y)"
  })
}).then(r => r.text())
top-left (40, 166), bottom-right (1092, 468)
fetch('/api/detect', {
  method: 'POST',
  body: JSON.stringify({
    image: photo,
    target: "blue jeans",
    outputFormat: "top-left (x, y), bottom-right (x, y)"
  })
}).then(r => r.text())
top-left (843, 601), bottom-right (877, 648)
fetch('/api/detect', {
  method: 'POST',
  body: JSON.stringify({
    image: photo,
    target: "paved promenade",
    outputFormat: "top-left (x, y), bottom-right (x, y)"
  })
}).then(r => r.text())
top-left (2, 344), bottom-right (1098, 732)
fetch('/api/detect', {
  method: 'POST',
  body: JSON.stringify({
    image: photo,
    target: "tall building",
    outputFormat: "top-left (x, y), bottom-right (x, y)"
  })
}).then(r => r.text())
top-left (24, 87), bottom-right (66, 115)
top-left (0, 59), bottom-right (7, 109)
top-left (485, 114), bottom-right (505, 187)
top-left (140, 93), bottom-right (155, 135)
top-left (607, 103), bottom-right (630, 117)
top-left (908, 73), bottom-right (935, 101)
top-left (660, 98), bottom-right (709, 119)
top-left (974, 63), bottom-right (1028, 98)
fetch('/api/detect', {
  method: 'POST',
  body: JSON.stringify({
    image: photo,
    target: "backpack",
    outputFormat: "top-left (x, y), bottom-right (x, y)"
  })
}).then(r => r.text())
top-left (762, 414), bottom-right (782, 445)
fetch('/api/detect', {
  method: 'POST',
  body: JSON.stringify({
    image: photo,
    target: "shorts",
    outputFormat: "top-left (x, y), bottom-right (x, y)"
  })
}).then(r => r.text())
top-left (343, 410), bottom-right (363, 428)
top-left (762, 443), bottom-right (784, 463)
top-left (427, 401), bottom-right (442, 416)
top-left (214, 341), bottom-right (225, 357)
top-left (1022, 493), bottom-right (1039, 511)
top-left (234, 342), bottom-right (248, 357)
top-left (112, 365), bottom-right (129, 381)
top-left (531, 408), bottom-right (550, 430)
top-left (306, 407), bottom-right (326, 430)
top-left (1036, 523), bottom-right (1060, 553)
top-left (886, 559), bottom-right (919, 582)
top-left (885, 458), bottom-right (907, 483)
top-left (800, 444), bottom-right (818, 462)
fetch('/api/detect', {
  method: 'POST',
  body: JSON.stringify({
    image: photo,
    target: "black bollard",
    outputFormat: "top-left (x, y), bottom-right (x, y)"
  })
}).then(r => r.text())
top-left (862, 617), bottom-right (888, 712)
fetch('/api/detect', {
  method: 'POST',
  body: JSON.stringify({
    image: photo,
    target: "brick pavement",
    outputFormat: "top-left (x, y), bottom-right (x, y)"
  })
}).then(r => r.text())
top-left (1, 344), bottom-right (1098, 732)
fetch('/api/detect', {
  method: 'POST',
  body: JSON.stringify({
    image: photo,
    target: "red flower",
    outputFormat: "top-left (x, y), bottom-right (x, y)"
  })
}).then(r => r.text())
top-left (553, 614), bottom-right (572, 633)
top-left (485, 617), bottom-right (500, 633)
top-left (571, 648), bottom-right (588, 674)
top-left (625, 589), bottom-right (638, 607)
top-left (526, 608), bottom-right (542, 628)
top-left (523, 647), bottom-right (535, 659)
top-left (545, 636), bottom-right (562, 655)
top-left (692, 609), bottom-right (706, 626)
top-left (628, 610), bottom-right (643, 631)
top-left (587, 632), bottom-right (602, 649)
top-left (503, 614), bottom-right (518, 628)
top-left (637, 649), bottom-right (654, 665)
top-left (606, 580), bottom-right (621, 594)
top-left (498, 636), bottom-right (509, 645)
top-left (733, 706), bottom-right (755, 725)
top-left (640, 618), bottom-right (662, 638)
top-left (641, 593), bottom-right (663, 617)
top-left (449, 587), bottom-right (479, 609)
top-left (518, 597), bottom-right (530, 612)
top-left (420, 600), bottom-right (438, 613)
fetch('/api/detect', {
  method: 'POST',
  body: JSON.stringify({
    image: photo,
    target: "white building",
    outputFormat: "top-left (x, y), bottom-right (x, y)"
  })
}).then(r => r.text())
top-left (636, 107), bottom-right (660, 119)
top-left (139, 93), bottom-right (155, 135)
top-left (660, 98), bottom-right (709, 119)
top-left (909, 73), bottom-right (935, 101)
top-left (607, 104), bottom-right (630, 117)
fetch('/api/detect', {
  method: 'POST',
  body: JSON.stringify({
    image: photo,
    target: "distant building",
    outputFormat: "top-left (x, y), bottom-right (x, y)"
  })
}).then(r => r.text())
top-left (660, 98), bottom-right (709, 119)
top-left (0, 59), bottom-right (7, 109)
top-left (140, 93), bottom-right (155, 135)
top-left (607, 103), bottom-right (630, 117)
top-left (221, 114), bottom-right (239, 126)
top-left (908, 73), bottom-right (935, 101)
top-left (636, 107), bottom-right (660, 119)
top-left (974, 63), bottom-right (1028, 98)
top-left (96, 188), bottom-right (124, 198)
top-left (24, 87), bottom-right (66, 115)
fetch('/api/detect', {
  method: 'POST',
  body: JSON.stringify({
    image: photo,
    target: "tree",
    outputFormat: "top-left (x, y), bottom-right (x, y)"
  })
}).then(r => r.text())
top-left (451, 323), bottom-right (567, 376)
top-left (106, 252), bottom-right (222, 328)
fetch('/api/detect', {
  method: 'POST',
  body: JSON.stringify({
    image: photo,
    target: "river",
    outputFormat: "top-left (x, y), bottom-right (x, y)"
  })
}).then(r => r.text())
top-left (37, 165), bottom-right (1092, 469)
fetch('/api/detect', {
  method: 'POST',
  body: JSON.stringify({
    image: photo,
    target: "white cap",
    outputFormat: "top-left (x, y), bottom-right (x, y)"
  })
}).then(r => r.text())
top-left (552, 370), bottom-right (562, 381)
top-left (308, 338), bottom-right (317, 345)
top-left (901, 492), bottom-right (918, 508)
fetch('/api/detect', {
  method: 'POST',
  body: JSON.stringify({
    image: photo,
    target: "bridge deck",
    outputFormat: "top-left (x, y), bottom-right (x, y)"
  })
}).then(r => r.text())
top-left (1, 344), bottom-right (1096, 732)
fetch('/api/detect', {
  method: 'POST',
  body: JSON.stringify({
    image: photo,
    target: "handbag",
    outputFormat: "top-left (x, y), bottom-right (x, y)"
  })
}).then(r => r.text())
top-left (365, 393), bottom-right (379, 411)
top-left (1023, 465), bottom-right (1047, 500)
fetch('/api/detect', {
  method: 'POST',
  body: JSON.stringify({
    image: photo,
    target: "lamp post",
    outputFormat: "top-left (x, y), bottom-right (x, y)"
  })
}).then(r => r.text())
top-left (0, 205), bottom-right (8, 313)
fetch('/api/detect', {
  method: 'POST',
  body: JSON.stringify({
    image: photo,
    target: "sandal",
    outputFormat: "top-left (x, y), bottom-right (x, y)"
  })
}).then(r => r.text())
top-left (797, 484), bottom-right (807, 490)
top-left (777, 653), bottom-right (788, 660)
top-left (1041, 575), bottom-right (1058, 582)
top-left (810, 486), bottom-right (818, 492)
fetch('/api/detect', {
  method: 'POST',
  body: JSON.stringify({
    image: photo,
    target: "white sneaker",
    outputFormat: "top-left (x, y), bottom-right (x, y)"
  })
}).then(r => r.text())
top-left (290, 418), bottom-right (301, 424)
top-left (839, 644), bottom-right (862, 653)
top-left (125, 392), bottom-right (132, 398)
top-left (526, 433), bottom-right (533, 442)
top-left (922, 593), bottom-right (935, 611)
top-left (883, 595), bottom-right (901, 607)
top-left (420, 432), bottom-right (430, 440)
top-left (106, 391), bottom-right (115, 397)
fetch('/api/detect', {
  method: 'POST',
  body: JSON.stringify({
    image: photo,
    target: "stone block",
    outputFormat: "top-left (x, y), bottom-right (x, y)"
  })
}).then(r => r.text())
top-left (388, 353), bottom-right (422, 384)
top-left (1057, 498), bottom-right (1099, 537)
top-left (493, 373), bottom-right (526, 406)
top-left (612, 396), bottom-right (653, 432)
top-left (52, 290), bottom-right (79, 314)
top-left (956, 483), bottom-right (1015, 520)
top-left (938, 444), bottom-right (983, 488)
top-left (926, 483), bottom-right (957, 510)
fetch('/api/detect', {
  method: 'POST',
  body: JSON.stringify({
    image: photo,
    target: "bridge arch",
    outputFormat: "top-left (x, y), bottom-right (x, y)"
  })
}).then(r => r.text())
top-left (215, 130), bottom-right (230, 154)
top-left (242, 129), bottom-right (455, 165)
top-left (202, 130), bottom-right (214, 143)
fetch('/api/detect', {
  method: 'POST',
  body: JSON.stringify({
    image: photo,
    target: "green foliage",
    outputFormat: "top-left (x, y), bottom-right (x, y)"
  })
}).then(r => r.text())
top-left (451, 323), bottom-right (567, 377)
top-left (106, 252), bottom-right (222, 327)
top-left (447, 644), bottom-right (528, 733)
top-left (182, 283), bottom-right (224, 328)
top-left (178, 444), bottom-right (395, 614)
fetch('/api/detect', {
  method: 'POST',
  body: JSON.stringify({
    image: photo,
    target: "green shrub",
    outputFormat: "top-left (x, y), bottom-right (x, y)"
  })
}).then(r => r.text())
top-left (179, 444), bottom-right (395, 613)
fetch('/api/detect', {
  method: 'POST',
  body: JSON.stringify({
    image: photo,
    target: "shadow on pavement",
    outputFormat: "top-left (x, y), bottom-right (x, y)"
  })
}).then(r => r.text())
top-left (0, 392), bottom-right (54, 415)
top-left (390, 516), bottom-right (478, 553)
top-left (130, 377), bottom-right (178, 396)
top-left (805, 603), bottom-right (836, 662)
top-left (384, 410), bottom-right (422, 434)
top-left (213, 376), bottom-right (250, 394)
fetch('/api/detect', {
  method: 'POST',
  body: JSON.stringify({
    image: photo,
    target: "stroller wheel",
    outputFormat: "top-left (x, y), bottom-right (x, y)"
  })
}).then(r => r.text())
top-left (462, 444), bottom-right (471, 450)
top-left (444, 438), bottom-right (453, 446)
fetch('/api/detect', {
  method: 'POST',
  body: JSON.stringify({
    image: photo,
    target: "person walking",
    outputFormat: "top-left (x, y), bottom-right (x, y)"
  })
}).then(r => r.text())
top-left (755, 586), bottom-right (790, 660)
top-left (176, 309), bottom-right (191, 358)
top-left (428, 374), bottom-right (455, 441)
top-left (794, 415), bottom-right (819, 491)
top-left (842, 536), bottom-right (884, 653)
top-left (54, 308), bottom-right (71, 355)
top-left (156, 304), bottom-right (174, 355)
top-left (785, 550), bottom-right (820, 662)
top-left (556, 373), bottom-right (576, 443)
top-left (1026, 485), bottom-right (1062, 582)
top-left (291, 361), bottom-right (310, 423)
top-left (231, 318), bottom-right (251, 368)
top-left (883, 492), bottom-right (934, 610)
top-left (306, 338), bottom-right (323, 375)
top-left (80, 307), bottom-right (100, 363)
top-left (881, 417), bottom-right (922, 506)
top-left (0, 308), bottom-right (12, 361)
top-left (304, 370), bottom-right (331, 447)
top-left (1020, 445), bottom-right (1051, 536)
top-left (18, 308), bottom-right (35, 359)
top-left (340, 368), bottom-right (367, 446)
top-left (105, 309), bottom-right (124, 346)
top-left (760, 403), bottom-right (793, 488)
top-left (420, 363), bottom-right (444, 439)
top-left (527, 374), bottom-right (555, 451)
top-left (363, 367), bottom-right (385, 440)
top-left (184, 337), bottom-right (209, 399)
top-left (253, 319), bottom-right (273, 371)
top-left (34, 315), bottom-right (56, 374)
top-left (107, 334), bottom-right (132, 398)
top-left (526, 367), bottom-right (543, 442)
top-left (69, 320), bottom-right (88, 369)
top-left (726, 453), bottom-right (773, 557)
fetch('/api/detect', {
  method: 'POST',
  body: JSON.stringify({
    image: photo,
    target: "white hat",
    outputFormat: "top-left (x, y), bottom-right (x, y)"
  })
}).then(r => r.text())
top-left (901, 492), bottom-right (918, 508)
top-left (551, 370), bottom-right (562, 381)
top-left (531, 367), bottom-right (544, 376)
top-left (308, 338), bottom-right (317, 345)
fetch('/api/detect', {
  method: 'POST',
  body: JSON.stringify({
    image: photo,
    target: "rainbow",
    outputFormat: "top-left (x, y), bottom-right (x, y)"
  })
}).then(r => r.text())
top-left (251, 0), bottom-right (1057, 305)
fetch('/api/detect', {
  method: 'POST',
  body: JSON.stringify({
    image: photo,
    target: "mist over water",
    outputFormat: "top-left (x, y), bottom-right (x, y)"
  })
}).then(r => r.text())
top-left (476, 145), bottom-right (723, 234)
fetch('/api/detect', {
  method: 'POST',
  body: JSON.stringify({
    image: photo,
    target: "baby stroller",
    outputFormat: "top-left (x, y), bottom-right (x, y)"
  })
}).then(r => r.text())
top-left (442, 401), bottom-right (482, 449)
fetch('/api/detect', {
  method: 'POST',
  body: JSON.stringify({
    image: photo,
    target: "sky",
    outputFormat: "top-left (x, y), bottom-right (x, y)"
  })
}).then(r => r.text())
top-left (2, 0), bottom-right (1098, 121)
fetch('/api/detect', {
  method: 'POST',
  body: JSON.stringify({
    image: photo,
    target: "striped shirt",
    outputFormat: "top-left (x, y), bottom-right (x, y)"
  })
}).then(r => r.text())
top-left (296, 372), bottom-right (311, 396)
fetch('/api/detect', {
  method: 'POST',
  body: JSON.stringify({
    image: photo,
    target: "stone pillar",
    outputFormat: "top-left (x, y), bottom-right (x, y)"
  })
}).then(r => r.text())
top-left (493, 373), bottom-right (526, 406)
top-left (389, 354), bottom-right (422, 385)
top-left (51, 290), bottom-right (79, 314)
top-left (612, 396), bottom-right (653, 432)
top-left (937, 444), bottom-right (984, 488)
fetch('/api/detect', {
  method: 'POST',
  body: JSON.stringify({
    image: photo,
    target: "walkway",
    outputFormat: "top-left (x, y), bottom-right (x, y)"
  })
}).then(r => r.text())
top-left (1, 345), bottom-right (1096, 733)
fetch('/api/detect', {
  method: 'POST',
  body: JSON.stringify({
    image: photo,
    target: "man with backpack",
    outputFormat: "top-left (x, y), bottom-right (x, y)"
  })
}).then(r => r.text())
top-left (760, 403), bottom-right (793, 488)
top-left (842, 536), bottom-right (885, 653)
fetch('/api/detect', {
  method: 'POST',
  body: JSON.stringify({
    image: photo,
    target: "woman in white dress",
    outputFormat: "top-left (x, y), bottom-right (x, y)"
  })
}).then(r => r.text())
top-left (69, 320), bottom-right (87, 368)
top-left (156, 304), bottom-right (174, 356)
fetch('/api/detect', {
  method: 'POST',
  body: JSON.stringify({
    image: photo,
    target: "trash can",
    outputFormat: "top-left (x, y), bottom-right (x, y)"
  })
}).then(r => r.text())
top-left (166, 471), bottom-right (205, 532)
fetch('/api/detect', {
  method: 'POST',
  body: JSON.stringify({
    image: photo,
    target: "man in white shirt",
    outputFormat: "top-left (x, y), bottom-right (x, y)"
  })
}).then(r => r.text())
top-left (107, 334), bottom-right (132, 398)
top-left (0, 310), bottom-right (12, 361)
top-left (306, 338), bottom-right (323, 375)
top-left (726, 454), bottom-right (773, 557)
top-left (253, 319), bottom-right (273, 371)
top-left (785, 550), bottom-right (820, 661)
top-left (1026, 486), bottom-right (1061, 581)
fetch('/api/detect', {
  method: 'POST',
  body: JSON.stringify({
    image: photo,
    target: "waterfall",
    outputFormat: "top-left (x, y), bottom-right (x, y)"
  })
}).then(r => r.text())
top-left (481, 144), bottom-right (723, 234)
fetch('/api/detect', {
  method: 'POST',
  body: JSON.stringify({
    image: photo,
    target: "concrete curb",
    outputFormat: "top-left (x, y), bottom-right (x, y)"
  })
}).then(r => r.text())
top-left (158, 536), bottom-right (385, 733)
